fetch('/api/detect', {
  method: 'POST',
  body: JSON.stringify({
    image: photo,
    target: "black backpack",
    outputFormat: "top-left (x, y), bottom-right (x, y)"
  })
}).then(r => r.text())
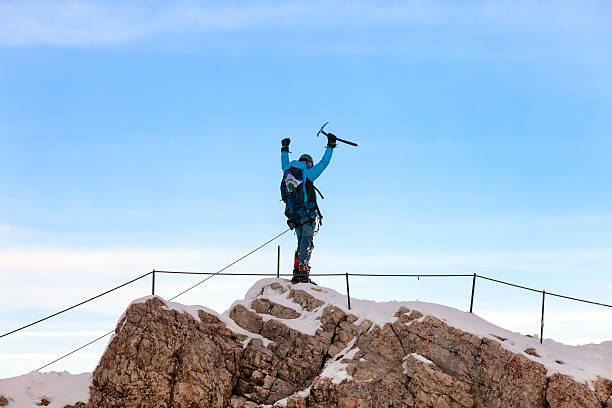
top-left (280, 167), bottom-right (321, 228)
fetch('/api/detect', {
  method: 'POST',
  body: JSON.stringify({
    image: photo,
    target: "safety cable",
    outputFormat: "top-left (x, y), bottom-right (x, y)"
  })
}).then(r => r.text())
top-left (36, 330), bottom-right (114, 372)
top-left (0, 271), bottom-right (153, 340)
top-left (477, 274), bottom-right (612, 308)
top-left (168, 228), bottom-right (291, 301)
top-left (33, 228), bottom-right (291, 371)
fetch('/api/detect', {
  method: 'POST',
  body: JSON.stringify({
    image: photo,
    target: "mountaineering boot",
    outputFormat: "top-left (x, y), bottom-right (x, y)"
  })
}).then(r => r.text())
top-left (291, 264), bottom-right (304, 285)
top-left (292, 264), bottom-right (310, 284)
top-left (291, 267), bottom-right (301, 284)
top-left (299, 263), bottom-right (317, 285)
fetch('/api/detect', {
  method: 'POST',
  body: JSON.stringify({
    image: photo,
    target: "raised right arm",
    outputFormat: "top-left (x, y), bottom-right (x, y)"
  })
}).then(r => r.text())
top-left (281, 138), bottom-right (291, 170)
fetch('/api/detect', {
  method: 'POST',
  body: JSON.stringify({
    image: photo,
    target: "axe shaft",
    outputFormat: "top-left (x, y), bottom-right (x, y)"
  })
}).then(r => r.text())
top-left (337, 137), bottom-right (358, 147)
top-left (319, 129), bottom-right (358, 147)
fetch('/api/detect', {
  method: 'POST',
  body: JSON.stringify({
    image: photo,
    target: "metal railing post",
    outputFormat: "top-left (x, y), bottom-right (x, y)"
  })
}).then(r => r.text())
top-left (345, 273), bottom-right (351, 310)
top-left (540, 290), bottom-right (545, 344)
top-left (277, 246), bottom-right (280, 278)
top-left (152, 270), bottom-right (156, 296)
top-left (469, 273), bottom-right (476, 313)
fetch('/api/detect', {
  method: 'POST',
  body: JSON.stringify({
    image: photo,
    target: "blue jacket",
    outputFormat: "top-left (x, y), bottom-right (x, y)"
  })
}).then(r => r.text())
top-left (282, 147), bottom-right (333, 181)
top-left (282, 147), bottom-right (333, 204)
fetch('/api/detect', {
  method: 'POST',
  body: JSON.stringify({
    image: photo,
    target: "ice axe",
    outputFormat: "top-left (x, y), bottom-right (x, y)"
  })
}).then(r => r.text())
top-left (316, 122), bottom-right (358, 147)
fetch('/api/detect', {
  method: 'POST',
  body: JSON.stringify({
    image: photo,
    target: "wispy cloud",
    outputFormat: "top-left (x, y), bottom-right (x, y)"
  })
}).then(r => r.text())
top-left (0, 245), bottom-right (276, 310)
top-left (0, 247), bottom-right (235, 271)
top-left (318, 247), bottom-right (612, 276)
top-left (2, 245), bottom-right (612, 277)
top-left (0, 0), bottom-right (608, 47)
top-left (0, 224), bottom-right (39, 238)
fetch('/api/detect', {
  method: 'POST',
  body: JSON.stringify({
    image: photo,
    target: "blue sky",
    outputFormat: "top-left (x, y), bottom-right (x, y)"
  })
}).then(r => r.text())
top-left (1, 0), bottom-right (612, 378)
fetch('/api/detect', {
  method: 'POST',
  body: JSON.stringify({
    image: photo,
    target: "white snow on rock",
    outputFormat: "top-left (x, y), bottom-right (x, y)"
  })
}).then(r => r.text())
top-left (405, 353), bottom-right (434, 367)
top-left (1, 278), bottom-right (611, 405)
top-left (233, 279), bottom-right (612, 387)
top-left (266, 386), bottom-right (311, 407)
top-left (224, 279), bottom-right (328, 336)
top-left (0, 371), bottom-right (91, 407)
top-left (122, 295), bottom-right (272, 347)
top-left (319, 338), bottom-right (358, 385)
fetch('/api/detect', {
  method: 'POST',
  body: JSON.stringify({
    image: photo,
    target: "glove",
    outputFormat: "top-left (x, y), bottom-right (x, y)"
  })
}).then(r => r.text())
top-left (281, 138), bottom-right (290, 152)
top-left (326, 133), bottom-right (337, 149)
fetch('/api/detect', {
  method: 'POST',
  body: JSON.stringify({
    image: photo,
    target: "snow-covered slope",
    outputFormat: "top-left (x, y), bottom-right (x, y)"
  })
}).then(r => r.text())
top-left (231, 279), bottom-right (612, 387)
top-left (0, 371), bottom-right (90, 408)
top-left (1, 278), bottom-right (610, 407)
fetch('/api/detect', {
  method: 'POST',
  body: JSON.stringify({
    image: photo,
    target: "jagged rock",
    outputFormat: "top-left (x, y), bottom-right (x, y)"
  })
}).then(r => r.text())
top-left (63, 403), bottom-right (87, 408)
top-left (546, 373), bottom-right (605, 408)
top-left (392, 315), bottom-right (483, 381)
top-left (288, 289), bottom-right (325, 311)
top-left (390, 314), bottom-right (550, 407)
top-left (403, 355), bottom-right (473, 408)
top-left (231, 304), bottom-right (264, 334)
top-left (230, 395), bottom-right (261, 407)
top-left (236, 305), bottom-right (347, 404)
top-left (525, 347), bottom-right (541, 357)
top-left (251, 298), bottom-right (301, 319)
top-left (475, 338), bottom-right (548, 407)
top-left (258, 283), bottom-right (288, 296)
top-left (593, 376), bottom-right (612, 406)
top-left (79, 282), bottom-right (610, 408)
top-left (89, 297), bottom-right (243, 407)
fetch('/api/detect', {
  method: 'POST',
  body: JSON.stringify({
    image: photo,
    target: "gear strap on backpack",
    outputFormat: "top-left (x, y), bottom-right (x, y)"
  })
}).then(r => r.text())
top-left (281, 166), bottom-right (323, 230)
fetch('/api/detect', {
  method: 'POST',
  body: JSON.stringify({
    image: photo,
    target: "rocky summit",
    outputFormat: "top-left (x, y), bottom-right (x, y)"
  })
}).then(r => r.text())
top-left (66, 279), bottom-right (611, 408)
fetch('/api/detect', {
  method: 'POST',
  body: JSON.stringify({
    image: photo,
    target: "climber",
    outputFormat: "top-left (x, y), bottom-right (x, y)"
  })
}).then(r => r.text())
top-left (280, 133), bottom-right (336, 284)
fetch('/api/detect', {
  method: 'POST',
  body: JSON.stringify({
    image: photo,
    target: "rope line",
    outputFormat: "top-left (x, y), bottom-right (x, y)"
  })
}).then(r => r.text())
top-left (545, 292), bottom-right (612, 308)
top-left (0, 271), bottom-right (152, 339)
top-left (168, 228), bottom-right (291, 301)
top-left (476, 274), bottom-right (612, 308)
top-left (476, 274), bottom-right (543, 294)
top-left (32, 228), bottom-right (291, 371)
top-left (37, 330), bottom-right (114, 372)
top-left (344, 273), bottom-right (473, 277)
top-left (156, 271), bottom-right (473, 277)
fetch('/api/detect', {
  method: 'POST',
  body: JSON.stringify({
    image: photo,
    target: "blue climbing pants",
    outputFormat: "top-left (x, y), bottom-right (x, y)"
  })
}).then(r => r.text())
top-left (295, 221), bottom-right (315, 267)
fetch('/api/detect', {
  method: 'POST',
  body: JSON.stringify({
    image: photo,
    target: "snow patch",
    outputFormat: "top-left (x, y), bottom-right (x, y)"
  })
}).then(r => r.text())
top-left (320, 339), bottom-right (358, 385)
top-left (403, 353), bottom-right (434, 374)
top-left (410, 353), bottom-right (434, 366)
top-left (225, 279), bottom-right (327, 337)
top-left (125, 295), bottom-right (272, 348)
top-left (0, 371), bottom-right (91, 408)
top-left (268, 386), bottom-right (311, 407)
